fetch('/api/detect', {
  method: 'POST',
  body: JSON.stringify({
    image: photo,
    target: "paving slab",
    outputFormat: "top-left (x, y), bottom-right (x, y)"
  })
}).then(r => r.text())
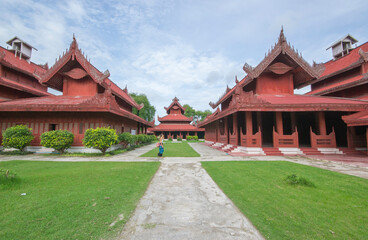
top-left (117, 160), bottom-right (264, 240)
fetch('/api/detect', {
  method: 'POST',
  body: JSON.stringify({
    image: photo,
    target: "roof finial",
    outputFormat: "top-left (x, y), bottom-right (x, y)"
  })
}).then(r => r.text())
top-left (278, 25), bottom-right (286, 43)
top-left (235, 75), bottom-right (239, 84)
top-left (73, 33), bottom-right (75, 40)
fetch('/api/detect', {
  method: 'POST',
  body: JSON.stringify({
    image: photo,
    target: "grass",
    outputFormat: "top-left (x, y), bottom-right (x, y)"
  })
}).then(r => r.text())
top-left (140, 141), bottom-right (200, 157)
top-left (43, 148), bottom-right (129, 157)
top-left (202, 161), bottom-right (368, 240)
top-left (0, 150), bottom-right (34, 155)
top-left (0, 161), bottom-right (160, 240)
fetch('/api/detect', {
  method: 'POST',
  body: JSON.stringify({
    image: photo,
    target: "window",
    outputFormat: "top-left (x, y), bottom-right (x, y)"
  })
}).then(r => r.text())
top-left (79, 123), bottom-right (84, 134)
top-left (49, 124), bottom-right (57, 131)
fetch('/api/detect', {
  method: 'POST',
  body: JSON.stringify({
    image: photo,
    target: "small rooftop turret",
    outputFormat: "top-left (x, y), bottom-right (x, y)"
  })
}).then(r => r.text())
top-left (327, 34), bottom-right (358, 60)
top-left (6, 36), bottom-right (37, 62)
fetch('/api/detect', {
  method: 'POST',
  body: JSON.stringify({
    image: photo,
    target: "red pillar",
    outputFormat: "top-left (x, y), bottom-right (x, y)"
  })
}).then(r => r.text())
top-left (318, 112), bottom-right (327, 135)
top-left (195, 131), bottom-right (197, 136)
top-left (275, 112), bottom-right (283, 135)
top-left (224, 116), bottom-right (228, 136)
top-left (291, 112), bottom-right (296, 132)
top-left (246, 111), bottom-right (252, 135)
top-left (366, 127), bottom-right (368, 155)
top-left (233, 112), bottom-right (238, 134)
top-left (233, 112), bottom-right (238, 145)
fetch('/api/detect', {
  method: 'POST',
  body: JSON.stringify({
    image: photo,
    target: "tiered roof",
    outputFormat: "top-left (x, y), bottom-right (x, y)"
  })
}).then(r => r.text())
top-left (209, 28), bottom-right (320, 109)
top-left (36, 36), bottom-right (143, 111)
top-left (150, 97), bottom-right (204, 132)
top-left (0, 36), bottom-right (152, 127)
top-left (0, 46), bottom-right (51, 97)
top-left (199, 29), bottom-right (368, 127)
top-left (306, 41), bottom-right (368, 95)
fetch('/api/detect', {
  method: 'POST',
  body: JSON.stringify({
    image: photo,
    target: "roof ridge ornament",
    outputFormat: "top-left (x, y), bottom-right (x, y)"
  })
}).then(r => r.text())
top-left (359, 48), bottom-right (368, 62)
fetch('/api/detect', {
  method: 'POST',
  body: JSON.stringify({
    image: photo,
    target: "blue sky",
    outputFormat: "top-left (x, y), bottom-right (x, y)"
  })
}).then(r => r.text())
top-left (1, 0), bottom-right (368, 120)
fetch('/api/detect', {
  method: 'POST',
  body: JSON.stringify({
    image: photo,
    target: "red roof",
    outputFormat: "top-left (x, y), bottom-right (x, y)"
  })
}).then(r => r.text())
top-left (257, 94), bottom-right (368, 105)
top-left (0, 94), bottom-right (153, 126)
top-left (0, 46), bottom-right (47, 77)
top-left (0, 76), bottom-right (51, 97)
top-left (307, 74), bottom-right (368, 96)
top-left (150, 124), bottom-right (204, 132)
top-left (342, 110), bottom-right (368, 126)
top-left (38, 37), bottom-right (142, 110)
top-left (199, 93), bottom-right (368, 127)
top-left (319, 42), bottom-right (368, 78)
top-left (158, 114), bottom-right (193, 122)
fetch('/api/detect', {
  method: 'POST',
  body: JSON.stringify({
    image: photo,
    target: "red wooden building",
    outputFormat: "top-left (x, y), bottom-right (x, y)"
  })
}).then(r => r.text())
top-left (302, 34), bottom-right (368, 151)
top-left (0, 37), bottom-right (51, 101)
top-left (0, 36), bottom-right (153, 148)
top-left (198, 30), bottom-right (368, 155)
top-left (149, 97), bottom-right (204, 139)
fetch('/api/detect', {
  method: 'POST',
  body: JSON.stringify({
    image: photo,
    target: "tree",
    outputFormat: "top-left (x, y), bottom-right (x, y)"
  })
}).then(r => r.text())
top-left (183, 104), bottom-right (212, 123)
top-left (83, 128), bottom-right (118, 154)
top-left (40, 130), bottom-right (74, 154)
top-left (130, 93), bottom-right (156, 122)
top-left (2, 125), bottom-right (34, 152)
top-left (183, 104), bottom-right (196, 118)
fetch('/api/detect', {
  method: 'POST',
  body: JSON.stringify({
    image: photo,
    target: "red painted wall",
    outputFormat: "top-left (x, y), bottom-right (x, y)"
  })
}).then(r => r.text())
top-left (0, 112), bottom-right (139, 146)
top-left (63, 76), bottom-right (98, 96)
top-left (256, 72), bottom-right (293, 95)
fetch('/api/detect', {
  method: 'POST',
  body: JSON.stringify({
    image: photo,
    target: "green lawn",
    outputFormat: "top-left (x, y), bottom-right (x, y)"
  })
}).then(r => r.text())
top-left (0, 161), bottom-right (159, 239)
top-left (202, 161), bottom-right (368, 240)
top-left (140, 142), bottom-right (200, 157)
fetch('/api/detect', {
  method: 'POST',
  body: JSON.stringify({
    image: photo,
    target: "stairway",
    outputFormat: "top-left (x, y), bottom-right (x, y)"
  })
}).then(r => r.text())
top-left (339, 148), bottom-right (366, 156)
top-left (262, 147), bottom-right (283, 156)
top-left (300, 148), bottom-right (322, 155)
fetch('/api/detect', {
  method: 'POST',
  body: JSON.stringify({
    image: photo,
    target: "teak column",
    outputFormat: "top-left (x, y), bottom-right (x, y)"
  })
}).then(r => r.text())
top-left (318, 112), bottom-right (327, 135)
top-left (245, 111), bottom-right (252, 135)
top-left (275, 112), bottom-right (283, 135)
top-left (233, 112), bottom-right (238, 145)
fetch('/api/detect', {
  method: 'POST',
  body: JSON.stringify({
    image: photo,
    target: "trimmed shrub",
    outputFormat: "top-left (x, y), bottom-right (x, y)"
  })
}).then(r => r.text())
top-left (2, 125), bottom-right (34, 152)
top-left (131, 135), bottom-right (139, 146)
top-left (168, 137), bottom-right (173, 141)
top-left (186, 136), bottom-right (199, 141)
top-left (40, 130), bottom-right (74, 154)
top-left (137, 134), bottom-right (146, 144)
top-left (177, 137), bottom-right (182, 141)
top-left (83, 127), bottom-right (118, 154)
top-left (118, 132), bottom-right (134, 148)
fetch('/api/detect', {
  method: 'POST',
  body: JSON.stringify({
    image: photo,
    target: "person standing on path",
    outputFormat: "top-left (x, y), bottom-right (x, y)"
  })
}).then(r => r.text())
top-left (157, 134), bottom-right (164, 157)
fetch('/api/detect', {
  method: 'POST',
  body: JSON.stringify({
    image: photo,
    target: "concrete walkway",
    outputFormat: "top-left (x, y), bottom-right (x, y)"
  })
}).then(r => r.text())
top-left (117, 159), bottom-right (263, 240)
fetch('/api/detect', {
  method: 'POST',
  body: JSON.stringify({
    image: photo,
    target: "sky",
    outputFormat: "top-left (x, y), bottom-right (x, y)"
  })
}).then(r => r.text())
top-left (1, 0), bottom-right (368, 120)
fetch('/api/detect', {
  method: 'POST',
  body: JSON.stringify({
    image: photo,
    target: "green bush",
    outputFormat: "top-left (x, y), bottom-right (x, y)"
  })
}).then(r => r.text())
top-left (130, 135), bottom-right (138, 146)
top-left (2, 125), bottom-right (34, 152)
top-left (40, 130), bottom-right (74, 154)
top-left (83, 127), bottom-right (118, 154)
top-left (168, 137), bottom-right (173, 141)
top-left (137, 134), bottom-right (146, 144)
top-left (285, 174), bottom-right (315, 187)
top-left (187, 135), bottom-right (198, 141)
top-left (118, 132), bottom-right (134, 148)
top-left (177, 137), bottom-right (182, 141)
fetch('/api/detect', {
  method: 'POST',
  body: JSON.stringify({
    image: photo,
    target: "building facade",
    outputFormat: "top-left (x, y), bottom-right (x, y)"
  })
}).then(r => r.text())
top-left (198, 30), bottom-right (368, 155)
top-left (0, 37), bottom-right (153, 147)
top-left (149, 97), bottom-right (204, 139)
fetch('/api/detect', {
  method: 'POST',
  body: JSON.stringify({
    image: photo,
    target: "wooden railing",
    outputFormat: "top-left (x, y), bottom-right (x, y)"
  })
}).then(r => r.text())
top-left (219, 134), bottom-right (228, 144)
top-left (310, 127), bottom-right (336, 148)
top-left (229, 130), bottom-right (238, 145)
top-left (273, 127), bottom-right (299, 148)
top-left (240, 127), bottom-right (262, 147)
